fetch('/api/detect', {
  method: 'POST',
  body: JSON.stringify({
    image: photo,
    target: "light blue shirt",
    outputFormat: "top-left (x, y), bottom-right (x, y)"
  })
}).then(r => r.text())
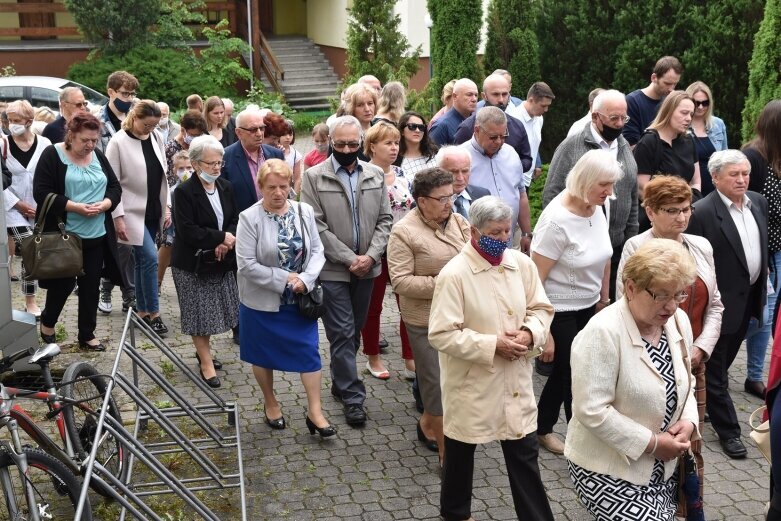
top-left (460, 138), bottom-right (525, 229)
top-left (57, 147), bottom-right (107, 239)
top-left (330, 156), bottom-right (363, 252)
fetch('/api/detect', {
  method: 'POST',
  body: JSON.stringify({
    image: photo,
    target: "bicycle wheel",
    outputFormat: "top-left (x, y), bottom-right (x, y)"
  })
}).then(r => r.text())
top-left (0, 447), bottom-right (93, 520)
top-left (60, 362), bottom-right (129, 497)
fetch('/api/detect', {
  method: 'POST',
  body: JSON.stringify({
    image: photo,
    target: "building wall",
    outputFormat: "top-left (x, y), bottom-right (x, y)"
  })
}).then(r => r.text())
top-left (3, 49), bottom-right (90, 77)
top-left (273, 0), bottom-right (306, 35)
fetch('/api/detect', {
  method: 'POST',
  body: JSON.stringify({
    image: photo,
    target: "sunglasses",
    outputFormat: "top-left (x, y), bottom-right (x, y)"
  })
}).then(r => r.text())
top-left (405, 123), bottom-right (426, 132)
top-left (693, 100), bottom-right (710, 108)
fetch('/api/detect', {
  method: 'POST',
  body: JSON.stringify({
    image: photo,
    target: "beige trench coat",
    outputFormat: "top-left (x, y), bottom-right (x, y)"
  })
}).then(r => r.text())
top-left (428, 243), bottom-right (554, 444)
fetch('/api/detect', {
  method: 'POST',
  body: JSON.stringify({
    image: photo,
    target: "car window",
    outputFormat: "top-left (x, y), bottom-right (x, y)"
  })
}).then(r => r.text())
top-left (31, 87), bottom-right (60, 110)
top-left (0, 86), bottom-right (24, 104)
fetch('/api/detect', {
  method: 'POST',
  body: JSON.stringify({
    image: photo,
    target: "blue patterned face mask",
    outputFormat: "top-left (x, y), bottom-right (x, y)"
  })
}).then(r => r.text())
top-left (476, 232), bottom-right (508, 257)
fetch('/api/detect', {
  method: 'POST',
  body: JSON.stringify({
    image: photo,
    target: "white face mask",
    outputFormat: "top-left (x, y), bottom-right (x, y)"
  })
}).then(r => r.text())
top-left (8, 123), bottom-right (26, 136)
top-left (159, 118), bottom-right (169, 127)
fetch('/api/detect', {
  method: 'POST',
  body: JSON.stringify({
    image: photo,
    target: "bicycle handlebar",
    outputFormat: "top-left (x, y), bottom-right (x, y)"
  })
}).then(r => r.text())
top-left (0, 347), bottom-right (36, 373)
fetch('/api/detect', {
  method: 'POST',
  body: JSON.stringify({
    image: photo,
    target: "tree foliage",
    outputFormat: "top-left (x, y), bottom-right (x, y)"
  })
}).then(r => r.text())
top-left (427, 0), bottom-right (483, 99)
top-left (344, 0), bottom-right (422, 86)
top-left (483, 0), bottom-right (541, 97)
top-left (64, 0), bottom-right (160, 55)
top-left (199, 20), bottom-right (253, 90)
top-left (153, 0), bottom-right (207, 51)
top-left (743, 0), bottom-right (781, 142)
top-left (537, 0), bottom-right (762, 159)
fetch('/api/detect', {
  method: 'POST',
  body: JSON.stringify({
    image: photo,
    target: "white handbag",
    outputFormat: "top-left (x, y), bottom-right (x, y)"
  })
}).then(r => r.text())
top-left (749, 405), bottom-right (771, 463)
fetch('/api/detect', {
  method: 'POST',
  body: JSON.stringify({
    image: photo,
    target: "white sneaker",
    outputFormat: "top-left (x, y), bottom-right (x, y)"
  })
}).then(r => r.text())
top-left (98, 297), bottom-right (112, 314)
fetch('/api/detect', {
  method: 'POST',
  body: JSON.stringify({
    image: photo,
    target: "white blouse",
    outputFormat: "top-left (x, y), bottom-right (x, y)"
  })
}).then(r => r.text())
top-left (3, 135), bottom-right (51, 228)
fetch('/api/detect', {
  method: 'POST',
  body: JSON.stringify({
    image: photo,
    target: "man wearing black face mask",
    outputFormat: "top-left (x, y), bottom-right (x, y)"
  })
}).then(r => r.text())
top-left (300, 115), bottom-right (393, 428)
top-left (454, 74), bottom-right (533, 173)
top-left (542, 89), bottom-right (639, 301)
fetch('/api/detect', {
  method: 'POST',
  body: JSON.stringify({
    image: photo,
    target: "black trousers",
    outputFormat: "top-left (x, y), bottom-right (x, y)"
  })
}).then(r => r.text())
top-left (537, 306), bottom-right (595, 434)
top-left (41, 236), bottom-right (104, 344)
top-left (705, 298), bottom-right (752, 440)
top-left (609, 243), bottom-right (623, 302)
top-left (441, 434), bottom-right (554, 521)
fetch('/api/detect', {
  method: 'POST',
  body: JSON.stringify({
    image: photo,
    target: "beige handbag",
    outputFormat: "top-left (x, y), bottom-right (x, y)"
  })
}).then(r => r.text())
top-left (749, 405), bottom-right (771, 463)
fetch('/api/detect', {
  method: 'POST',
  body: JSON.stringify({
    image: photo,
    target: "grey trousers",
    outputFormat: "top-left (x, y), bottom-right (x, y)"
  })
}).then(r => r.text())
top-left (321, 276), bottom-right (373, 406)
top-left (101, 243), bottom-right (135, 299)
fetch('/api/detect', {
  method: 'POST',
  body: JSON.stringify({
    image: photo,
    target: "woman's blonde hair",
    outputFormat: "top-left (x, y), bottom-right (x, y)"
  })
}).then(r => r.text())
top-left (622, 238), bottom-right (696, 292)
top-left (363, 121), bottom-right (400, 158)
top-left (649, 91), bottom-right (693, 133)
top-left (441, 80), bottom-right (457, 105)
top-left (377, 81), bottom-right (407, 123)
top-left (343, 83), bottom-right (378, 118)
top-left (685, 81), bottom-right (715, 130)
top-left (565, 149), bottom-right (624, 203)
top-left (5, 99), bottom-right (34, 120)
top-left (257, 158), bottom-right (293, 189)
top-left (122, 99), bottom-right (161, 132)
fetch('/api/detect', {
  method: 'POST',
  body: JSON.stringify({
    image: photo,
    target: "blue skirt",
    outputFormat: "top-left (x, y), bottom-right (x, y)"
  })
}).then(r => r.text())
top-left (239, 303), bottom-right (321, 372)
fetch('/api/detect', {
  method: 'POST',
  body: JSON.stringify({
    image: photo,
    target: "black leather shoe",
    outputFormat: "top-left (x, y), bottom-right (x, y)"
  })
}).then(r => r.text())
top-left (40, 326), bottom-right (56, 344)
top-left (264, 409), bottom-right (286, 430)
top-left (79, 341), bottom-right (106, 352)
top-left (331, 385), bottom-right (343, 403)
top-left (416, 420), bottom-right (438, 452)
top-left (378, 337), bottom-right (389, 350)
top-left (344, 404), bottom-right (366, 426)
top-left (195, 352), bottom-right (222, 370)
top-left (199, 368), bottom-right (221, 388)
top-left (150, 316), bottom-right (168, 336)
top-left (745, 379), bottom-right (767, 399)
top-left (720, 437), bottom-right (747, 459)
top-left (306, 415), bottom-right (336, 438)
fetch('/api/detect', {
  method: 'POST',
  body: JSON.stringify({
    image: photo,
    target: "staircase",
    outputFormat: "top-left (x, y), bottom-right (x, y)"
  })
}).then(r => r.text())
top-left (261, 36), bottom-right (340, 112)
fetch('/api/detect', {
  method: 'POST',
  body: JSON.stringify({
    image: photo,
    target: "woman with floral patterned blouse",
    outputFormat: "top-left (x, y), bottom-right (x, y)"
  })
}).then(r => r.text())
top-left (360, 122), bottom-right (416, 380)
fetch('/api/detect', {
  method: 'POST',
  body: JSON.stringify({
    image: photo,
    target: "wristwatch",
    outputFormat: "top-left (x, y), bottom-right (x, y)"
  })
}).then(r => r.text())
top-left (521, 232), bottom-right (533, 238)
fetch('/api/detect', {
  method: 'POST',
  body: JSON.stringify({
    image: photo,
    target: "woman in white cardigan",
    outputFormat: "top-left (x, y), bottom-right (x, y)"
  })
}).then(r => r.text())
top-left (3, 99), bottom-right (51, 316)
top-left (235, 159), bottom-right (333, 438)
top-left (106, 100), bottom-right (170, 335)
top-left (566, 239), bottom-right (700, 521)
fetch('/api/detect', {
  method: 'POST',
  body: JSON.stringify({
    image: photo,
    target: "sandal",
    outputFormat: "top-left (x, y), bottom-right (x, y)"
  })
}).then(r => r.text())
top-left (365, 361), bottom-right (390, 380)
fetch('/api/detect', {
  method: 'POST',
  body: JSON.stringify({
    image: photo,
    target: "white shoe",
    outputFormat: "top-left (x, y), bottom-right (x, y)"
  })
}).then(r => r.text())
top-left (538, 433), bottom-right (565, 455)
top-left (98, 298), bottom-right (112, 314)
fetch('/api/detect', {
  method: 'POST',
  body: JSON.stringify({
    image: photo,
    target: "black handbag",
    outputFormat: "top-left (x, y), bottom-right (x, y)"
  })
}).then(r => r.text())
top-left (296, 203), bottom-right (326, 320)
top-left (20, 193), bottom-right (84, 280)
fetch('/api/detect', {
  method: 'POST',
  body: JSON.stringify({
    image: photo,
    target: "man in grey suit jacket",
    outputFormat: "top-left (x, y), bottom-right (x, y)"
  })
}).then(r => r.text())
top-left (687, 149), bottom-right (768, 459)
top-left (435, 146), bottom-right (490, 221)
top-left (300, 116), bottom-right (393, 427)
top-left (221, 108), bottom-right (285, 214)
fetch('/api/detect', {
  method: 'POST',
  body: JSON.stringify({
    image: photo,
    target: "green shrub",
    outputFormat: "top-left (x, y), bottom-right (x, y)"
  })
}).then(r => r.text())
top-left (290, 111), bottom-right (329, 134)
top-left (237, 84), bottom-right (294, 117)
top-left (742, 0), bottom-right (781, 141)
top-left (67, 45), bottom-right (228, 109)
top-left (484, 0), bottom-right (541, 98)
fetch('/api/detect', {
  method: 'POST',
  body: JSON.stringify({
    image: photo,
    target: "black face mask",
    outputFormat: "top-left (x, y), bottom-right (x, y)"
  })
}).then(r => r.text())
top-left (599, 124), bottom-right (623, 142)
top-left (113, 97), bottom-right (132, 114)
top-left (332, 148), bottom-right (359, 168)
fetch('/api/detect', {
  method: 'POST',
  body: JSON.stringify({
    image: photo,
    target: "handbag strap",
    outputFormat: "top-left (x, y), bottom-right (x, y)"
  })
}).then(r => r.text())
top-left (32, 193), bottom-right (62, 236)
top-left (296, 202), bottom-right (308, 274)
top-left (673, 312), bottom-right (693, 425)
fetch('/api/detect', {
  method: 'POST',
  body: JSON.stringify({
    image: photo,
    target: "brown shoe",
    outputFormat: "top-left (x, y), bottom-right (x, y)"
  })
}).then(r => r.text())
top-left (538, 433), bottom-right (565, 455)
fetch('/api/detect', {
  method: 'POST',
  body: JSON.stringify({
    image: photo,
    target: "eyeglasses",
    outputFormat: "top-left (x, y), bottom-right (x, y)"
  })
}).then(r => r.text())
top-left (331, 141), bottom-right (361, 150)
top-left (596, 113), bottom-right (630, 125)
top-left (117, 90), bottom-right (137, 99)
top-left (645, 288), bottom-right (689, 304)
top-left (658, 206), bottom-right (694, 217)
top-left (64, 101), bottom-right (89, 109)
top-left (198, 160), bottom-right (225, 169)
top-left (483, 131), bottom-right (509, 142)
top-left (239, 126), bottom-right (266, 133)
top-left (405, 123), bottom-right (426, 132)
top-left (422, 193), bottom-right (457, 204)
top-left (693, 100), bottom-right (710, 108)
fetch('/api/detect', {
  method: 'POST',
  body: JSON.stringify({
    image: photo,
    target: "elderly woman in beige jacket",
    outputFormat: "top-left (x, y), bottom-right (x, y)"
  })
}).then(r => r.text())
top-left (106, 99), bottom-right (170, 335)
top-left (387, 167), bottom-right (471, 464)
top-left (428, 196), bottom-right (555, 521)
top-left (566, 239), bottom-right (700, 521)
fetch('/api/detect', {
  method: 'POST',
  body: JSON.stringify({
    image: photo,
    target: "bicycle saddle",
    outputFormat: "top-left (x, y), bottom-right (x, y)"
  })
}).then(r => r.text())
top-left (29, 344), bottom-right (61, 364)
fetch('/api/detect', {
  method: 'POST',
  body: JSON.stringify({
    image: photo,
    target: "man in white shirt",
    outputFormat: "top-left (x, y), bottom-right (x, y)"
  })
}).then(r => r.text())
top-left (566, 88), bottom-right (604, 137)
top-left (459, 107), bottom-right (533, 252)
top-left (507, 82), bottom-right (555, 187)
top-left (687, 149), bottom-right (768, 460)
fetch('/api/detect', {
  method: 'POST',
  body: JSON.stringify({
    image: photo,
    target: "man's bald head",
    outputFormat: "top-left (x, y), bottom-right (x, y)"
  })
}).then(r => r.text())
top-left (358, 75), bottom-right (381, 94)
top-left (482, 74), bottom-right (511, 111)
top-left (452, 78), bottom-right (478, 117)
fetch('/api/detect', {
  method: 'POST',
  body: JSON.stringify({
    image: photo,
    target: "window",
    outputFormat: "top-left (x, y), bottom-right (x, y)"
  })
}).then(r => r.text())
top-left (31, 87), bottom-right (60, 110)
top-left (0, 86), bottom-right (24, 104)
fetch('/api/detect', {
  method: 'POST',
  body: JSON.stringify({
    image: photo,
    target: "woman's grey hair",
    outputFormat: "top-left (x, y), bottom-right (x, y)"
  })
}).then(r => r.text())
top-left (328, 115), bottom-right (362, 137)
top-left (565, 149), bottom-right (624, 203)
top-left (188, 135), bottom-right (224, 164)
top-left (708, 149), bottom-right (750, 177)
top-left (475, 106), bottom-right (507, 129)
top-left (469, 196), bottom-right (513, 230)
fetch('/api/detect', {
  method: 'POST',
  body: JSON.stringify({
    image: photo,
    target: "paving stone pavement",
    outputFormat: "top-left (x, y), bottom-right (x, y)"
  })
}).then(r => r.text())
top-left (7, 244), bottom-right (772, 520)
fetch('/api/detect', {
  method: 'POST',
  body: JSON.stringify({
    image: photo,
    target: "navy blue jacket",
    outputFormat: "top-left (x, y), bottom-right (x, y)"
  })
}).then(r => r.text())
top-left (221, 142), bottom-right (284, 213)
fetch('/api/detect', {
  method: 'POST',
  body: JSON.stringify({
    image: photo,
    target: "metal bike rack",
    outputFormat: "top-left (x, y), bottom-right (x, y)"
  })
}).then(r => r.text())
top-left (75, 311), bottom-right (247, 521)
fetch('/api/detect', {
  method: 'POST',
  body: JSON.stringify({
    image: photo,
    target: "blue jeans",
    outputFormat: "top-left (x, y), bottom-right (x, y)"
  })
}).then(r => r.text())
top-left (133, 225), bottom-right (159, 314)
top-left (745, 250), bottom-right (781, 382)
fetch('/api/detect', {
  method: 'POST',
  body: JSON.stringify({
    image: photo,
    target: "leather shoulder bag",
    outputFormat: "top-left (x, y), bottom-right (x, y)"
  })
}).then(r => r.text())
top-left (21, 193), bottom-right (84, 280)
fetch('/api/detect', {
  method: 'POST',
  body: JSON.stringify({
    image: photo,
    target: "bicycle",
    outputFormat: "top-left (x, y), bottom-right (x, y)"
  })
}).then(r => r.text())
top-left (0, 344), bottom-right (129, 517)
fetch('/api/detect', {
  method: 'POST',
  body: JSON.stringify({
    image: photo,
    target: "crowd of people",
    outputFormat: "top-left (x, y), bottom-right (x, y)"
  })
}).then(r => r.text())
top-left (2, 57), bottom-right (780, 520)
